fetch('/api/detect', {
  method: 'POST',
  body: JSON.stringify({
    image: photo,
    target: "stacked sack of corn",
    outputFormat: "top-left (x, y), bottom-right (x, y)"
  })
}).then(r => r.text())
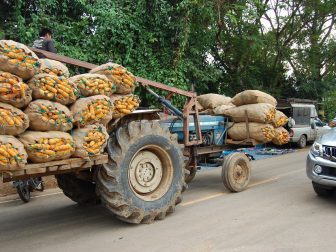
top-left (38, 59), bottom-right (70, 77)
top-left (0, 40), bottom-right (39, 170)
top-left (89, 63), bottom-right (141, 119)
top-left (271, 110), bottom-right (290, 145)
top-left (72, 124), bottom-right (109, 158)
top-left (0, 40), bottom-right (40, 80)
top-left (272, 127), bottom-right (290, 145)
top-left (5, 49), bottom-right (80, 164)
top-left (0, 136), bottom-right (27, 170)
top-left (226, 90), bottom-right (279, 144)
top-left (329, 120), bottom-right (336, 128)
top-left (19, 131), bottom-right (75, 163)
top-left (0, 40), bottom-right (143, 167)
top-left (196, 93), bottom-right (235, 114)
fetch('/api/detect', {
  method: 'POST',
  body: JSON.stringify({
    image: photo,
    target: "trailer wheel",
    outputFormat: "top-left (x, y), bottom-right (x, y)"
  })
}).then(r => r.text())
top-left (56, 173), bottom-right (100, 205)
top-left (221, 153), bottom-right (251, 192)
top-left (96, 120), bottom-right (185, 224)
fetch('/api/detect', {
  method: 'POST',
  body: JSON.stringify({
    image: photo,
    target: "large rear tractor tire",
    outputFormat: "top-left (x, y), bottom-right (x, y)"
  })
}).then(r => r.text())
top-left (222, 153), bottom-right (251, 192)
top-left (96, 120), bottom-right (186, 224)
top-left (56, 173), bottom-right (100, 205)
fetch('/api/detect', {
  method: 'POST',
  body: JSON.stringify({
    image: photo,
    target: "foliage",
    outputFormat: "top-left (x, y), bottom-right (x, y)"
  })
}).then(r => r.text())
top-left (0, 0), bottom-right (335, 110)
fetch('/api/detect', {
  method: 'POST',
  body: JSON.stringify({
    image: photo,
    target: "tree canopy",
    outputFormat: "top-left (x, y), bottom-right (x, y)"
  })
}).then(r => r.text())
top-left (1, 0), bottom-right (336, 118)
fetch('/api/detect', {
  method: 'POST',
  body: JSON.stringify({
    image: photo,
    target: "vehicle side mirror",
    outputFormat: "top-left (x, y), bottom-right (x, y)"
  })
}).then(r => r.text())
top-left (311, 123), bottom-right (316, 129)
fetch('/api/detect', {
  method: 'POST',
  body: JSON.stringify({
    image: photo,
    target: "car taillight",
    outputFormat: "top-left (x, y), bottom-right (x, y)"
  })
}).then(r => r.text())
top-left (289, 129), bottom-right (294, 137)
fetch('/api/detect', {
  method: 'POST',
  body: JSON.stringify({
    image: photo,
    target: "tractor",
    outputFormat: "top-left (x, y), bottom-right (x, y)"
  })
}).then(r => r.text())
top-left (2, 48), bottom-right (251, 224)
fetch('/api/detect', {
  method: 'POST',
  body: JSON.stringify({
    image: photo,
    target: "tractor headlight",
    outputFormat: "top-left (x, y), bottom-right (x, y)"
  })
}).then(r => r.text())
top-left (311, 142), bottom-right (323, 157)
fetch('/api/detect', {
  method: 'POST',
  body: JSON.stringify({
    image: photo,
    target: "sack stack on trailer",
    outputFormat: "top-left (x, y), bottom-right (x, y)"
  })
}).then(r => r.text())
top-left (0, 40), bottom-right (141, 172)
top-left (197, 90), bottom-right (290, 145)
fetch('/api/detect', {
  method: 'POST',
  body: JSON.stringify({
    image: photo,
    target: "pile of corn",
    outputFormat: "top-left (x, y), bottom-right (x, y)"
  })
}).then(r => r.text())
top-left (0, 40), bottom-right (141, 169)
top-left (0, 103), bottom-right (29, 135)
top-left (272, 110), bottom-right (288, 128)
top-left (25, 100), bottom-right (73, 132)
top-left (111, 95), bottom-right (140, 118)
top-left (0, 42), bottom-right (39, 70)
top-left (40, 106), bottom-right (69, 126)
top-left (72, 125), bottom-right (109, 158)
top-left (261, 125), bottom-right (276, 142)
top-left (71, 95), bottom-right (113, 127)
top-left (90, 63), bottom-right (137, 95)
top-left (19, 131), bottom-right (75, 163)
top-left (272, 127), bottom-right (290, 145)
top-left (38, 58), bottom-right (70, 77)
top-left (40, 67), bottom-right (63, 76)
top-left (0, 71), bottom-right (32, 107)
top-left (0, 136), bottom-right (27, 169)
top-left (28, 138), bottom-right (74, 160)
top-left (69, 74), bottom-right (116, 97)
top-left (81, 99), bottom-right (111, 123)
top-left (0, 143), bottom-right (24, 167)
top-left (0, 40), bottom-right (40, 80)
top-left (83, 130), bottom-right (106, 155)
top-left (29, 74), bottom-right (77, 105)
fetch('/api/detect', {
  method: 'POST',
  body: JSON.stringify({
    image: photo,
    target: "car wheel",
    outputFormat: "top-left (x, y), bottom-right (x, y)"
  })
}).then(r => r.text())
top-left (312, 182), bottom-right (334, 197)
top-left (297, 135), bottom-right (307, 148)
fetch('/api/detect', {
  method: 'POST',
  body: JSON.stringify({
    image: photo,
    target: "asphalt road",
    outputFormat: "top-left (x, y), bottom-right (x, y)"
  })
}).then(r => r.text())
top-left (1, 149), bottom-right (336, 252)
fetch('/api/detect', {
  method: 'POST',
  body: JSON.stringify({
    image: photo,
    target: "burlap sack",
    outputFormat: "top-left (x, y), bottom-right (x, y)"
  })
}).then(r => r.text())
top-left (272, 127), bottom-right (290, 145)
top-left (272, 110), bottom-right (289, 128)
top-left (0, 71), bottom-right (32, 108)
top-left (0, 102), bottom-right (29, 135)
top-left (70, 95), bottom-right (113, 127)
top-left (38, 59), bottom-right (70, 77)
top-left (24, 99), bottom-right (73, 132)
top-left (232, 90), bottom-right (277, 107)
top-left (89, 63), bottom-right (136, 95)
top-left (197, 94), bottom-right (232, 109)
top-left (212, 103), bottom-right (236, 115)
top-left (228, 122), bottom-right (275, 143)
top-left (28, 73), bottom-right (78, 105)
top-left (329, 121), bottom-right (336, 128)
top-left (69, 73), bottom-right (116, 97)
top-left (0, 135), bottom-right (27, 170)
top-left (72, 124), bottom-right (109, 158)
top-left (110, 94), bottom-right (140, 119)
top-left (0, 40), bottom-right (40, 80)
top-left (18, 131), bottom-right (75, 163)
top-left (196, 100), bottom-right (204, 111)
top-left (225, 103), bottom-right (276, 123)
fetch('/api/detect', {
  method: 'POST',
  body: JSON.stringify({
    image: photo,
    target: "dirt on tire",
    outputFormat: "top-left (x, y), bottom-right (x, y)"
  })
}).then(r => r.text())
top-left (95, 120), bottom-right (186, 224)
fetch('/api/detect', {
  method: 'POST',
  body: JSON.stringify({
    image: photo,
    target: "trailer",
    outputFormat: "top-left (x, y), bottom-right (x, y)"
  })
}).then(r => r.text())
top-left (1, 49), bottom-right (253, 224)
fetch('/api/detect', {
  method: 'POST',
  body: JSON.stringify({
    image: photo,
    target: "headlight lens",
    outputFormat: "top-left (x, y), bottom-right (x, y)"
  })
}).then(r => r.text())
top-left (311, 142), bottom-right (323, 156)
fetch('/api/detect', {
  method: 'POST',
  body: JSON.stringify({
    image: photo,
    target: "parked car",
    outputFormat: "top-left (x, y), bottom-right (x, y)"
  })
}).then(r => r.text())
top-left (277, 99), bottom-right (331, 148)
top-left (306, 128), bottom-right (336, 196)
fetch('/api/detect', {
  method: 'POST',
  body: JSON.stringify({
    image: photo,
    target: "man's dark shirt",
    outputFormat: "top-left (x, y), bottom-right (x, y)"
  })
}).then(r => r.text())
top-left (32, 37), bottom-right (56, 57)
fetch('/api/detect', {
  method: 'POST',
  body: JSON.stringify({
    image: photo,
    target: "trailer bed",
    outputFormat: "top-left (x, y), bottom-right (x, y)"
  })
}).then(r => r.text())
top-left (1, 154), bottom-right (108, 182)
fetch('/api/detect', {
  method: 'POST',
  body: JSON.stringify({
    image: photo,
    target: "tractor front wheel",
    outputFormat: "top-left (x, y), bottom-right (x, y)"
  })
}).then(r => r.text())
top-left (96, 120), bottom-right (185, 224)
